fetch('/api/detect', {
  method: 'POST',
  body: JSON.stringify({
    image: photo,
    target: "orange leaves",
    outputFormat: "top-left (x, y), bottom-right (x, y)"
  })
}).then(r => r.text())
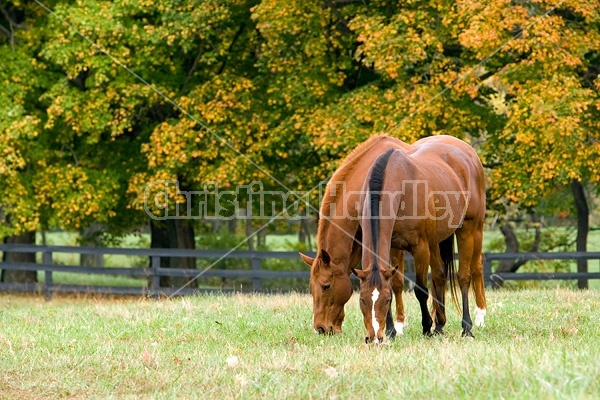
top-left (351, 12), bottom-right (435, 81)
top-left (4, 0), bottom-right (600, 235)
top-left (484, 70), bottom-right (600, 208)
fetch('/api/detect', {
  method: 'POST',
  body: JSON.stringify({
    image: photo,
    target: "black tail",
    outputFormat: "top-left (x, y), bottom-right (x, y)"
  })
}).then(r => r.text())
top-left (367, 149), bottom-right (395, 288)
top-left (439, 234), bottom-right (460, 311)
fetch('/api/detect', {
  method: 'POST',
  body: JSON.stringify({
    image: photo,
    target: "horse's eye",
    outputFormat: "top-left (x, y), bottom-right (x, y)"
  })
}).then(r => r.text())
top-left (322, 284), bottom-right (331, 291)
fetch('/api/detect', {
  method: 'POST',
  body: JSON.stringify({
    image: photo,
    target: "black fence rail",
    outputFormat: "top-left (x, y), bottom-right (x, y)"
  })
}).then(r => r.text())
top-left (0, 244), bottom-right (599, 298)
top-left (483, 252), bottom-right (600, 287)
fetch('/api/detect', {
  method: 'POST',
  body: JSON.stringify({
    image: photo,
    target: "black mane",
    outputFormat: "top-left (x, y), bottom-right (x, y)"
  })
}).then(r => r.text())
top-left (368, 148), bottom-right (395, 288)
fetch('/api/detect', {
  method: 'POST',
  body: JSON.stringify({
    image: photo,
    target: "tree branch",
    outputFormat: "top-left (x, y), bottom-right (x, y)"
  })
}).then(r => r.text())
top-left (179, 47), bottom-right (203, 96)
top-left (334, 0), bottom-right (366, 6)
top-left (0, 5), bottom-right (26, 29)
top-left (61, 144), bottom-right (80, 167)
top-left (217, 22), bottom-right (246, 75)
top-left (0, 23), bottom-right (10, 39)
top-left (0, 4), bottom-right (27, 51)
top-left (323, 0), bottom-right (352, 35)
top-left (482, 161), bottom-right (502, 169)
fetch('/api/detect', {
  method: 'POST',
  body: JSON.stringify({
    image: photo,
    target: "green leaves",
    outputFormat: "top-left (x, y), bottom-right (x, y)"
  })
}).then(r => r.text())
top-left (1, 0), bottom-right (599, 237)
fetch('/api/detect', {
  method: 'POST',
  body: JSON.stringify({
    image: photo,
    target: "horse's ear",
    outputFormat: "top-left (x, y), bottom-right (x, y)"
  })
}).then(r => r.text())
top-left (382, 266), bottom-right (397, 280)
top-left (320, 249), bottom-right (331, 266)
top-left (352, 268), bottom-right (368, 281)
top-left (299, 252), bottom-right (314, 267)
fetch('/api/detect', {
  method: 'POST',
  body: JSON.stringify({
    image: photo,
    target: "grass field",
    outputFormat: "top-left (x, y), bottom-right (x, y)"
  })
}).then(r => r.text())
top-left (1, 289), bottom-right (599, 398)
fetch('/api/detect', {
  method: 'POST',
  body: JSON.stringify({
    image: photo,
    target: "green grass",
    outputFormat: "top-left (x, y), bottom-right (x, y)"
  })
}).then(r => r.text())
top-left (36, 271), bottom-right (147, 288)
top-left (1, 289), bottom-right (599, 398)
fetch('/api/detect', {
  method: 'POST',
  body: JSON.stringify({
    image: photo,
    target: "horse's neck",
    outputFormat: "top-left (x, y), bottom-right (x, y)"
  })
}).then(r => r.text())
top-left (315, 135), bottom-right (407, 266)
top-left (317, 216), bottom-right (358, 263)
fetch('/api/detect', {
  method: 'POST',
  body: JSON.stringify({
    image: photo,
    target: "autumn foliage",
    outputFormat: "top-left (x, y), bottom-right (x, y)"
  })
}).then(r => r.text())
top-left (0, 0), bottom-right (599, 238)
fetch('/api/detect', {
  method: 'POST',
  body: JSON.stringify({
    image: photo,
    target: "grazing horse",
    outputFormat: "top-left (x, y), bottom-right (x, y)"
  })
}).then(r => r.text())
top-left (353, 135), bottom-right (487, 342)
top-left (299, 135), bottom-right (410, 336)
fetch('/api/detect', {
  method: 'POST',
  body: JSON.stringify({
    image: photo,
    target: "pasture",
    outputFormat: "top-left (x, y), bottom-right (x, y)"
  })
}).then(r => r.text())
top-left (1, 289), bottom-right (599, 398)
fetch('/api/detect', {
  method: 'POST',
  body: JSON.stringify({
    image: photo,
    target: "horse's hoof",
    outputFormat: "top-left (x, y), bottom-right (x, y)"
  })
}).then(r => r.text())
top-left (386, 328), bottom-right (397, 341)
top-left (433, 328), bottom-right (445, 336)
top-left (423, 330), bottom-right (434, 338)
top-left (461, 330), bottom-right (475, 339)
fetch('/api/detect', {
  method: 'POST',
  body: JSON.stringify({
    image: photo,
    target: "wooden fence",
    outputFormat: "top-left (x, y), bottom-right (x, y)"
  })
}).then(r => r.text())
top-left (1, 244), bottom-right (599, 298)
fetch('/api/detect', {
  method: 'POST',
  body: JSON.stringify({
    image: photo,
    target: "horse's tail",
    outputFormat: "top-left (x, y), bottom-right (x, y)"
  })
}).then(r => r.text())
top-left (439, 233), bottom-right (460, 312)
top-left (367, 148), bottom-right (395, 288)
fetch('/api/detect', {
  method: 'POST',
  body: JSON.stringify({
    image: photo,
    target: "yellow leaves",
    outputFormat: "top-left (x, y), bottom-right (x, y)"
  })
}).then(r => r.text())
top-left (351, 13), bottom-right (435, 81)
top-left (34, 165), bottom-right (120, 229)
top-left (485, 62), bottom-right (600, 205)
top-left (487, 92), bottom-right (509, 116)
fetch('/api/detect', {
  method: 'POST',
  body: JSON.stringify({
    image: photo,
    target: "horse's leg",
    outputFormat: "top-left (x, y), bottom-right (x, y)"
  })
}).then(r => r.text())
top-left (470, 226), bottom-right (487, 327)
top-left (456, 221), bottom-right (476, 338)
top-left (429, 244), bottom-right (446, 335)
top-left (389, 248), bottom-right (406, 335)
top-left (379, 250), bottom-right (400, 340)
top-left (385, 303), bottom-right (396, 340)
top-left (348, 240), bottom-right (396, 340)
top-left (413, 245), bottom-right (433, 336)
top-left (352, 230), bottom-right (398, 340)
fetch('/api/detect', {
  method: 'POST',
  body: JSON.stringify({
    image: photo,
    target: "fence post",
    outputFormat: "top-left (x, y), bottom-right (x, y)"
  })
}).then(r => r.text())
top-left (483, 255), bottom-right (492, 289)
top-left (251, 257), bottom-right (261, 292)
top-left (151, 256), bottom-right (160, 299)
top-left (43, 251), bottom-right (53, 301)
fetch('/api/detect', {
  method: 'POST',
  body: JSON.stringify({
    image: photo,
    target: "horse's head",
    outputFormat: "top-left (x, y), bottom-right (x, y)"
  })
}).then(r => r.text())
top-left (300, 249), bottom-right (352, 335)
top-left (352, 266), bottom-right (396, 344)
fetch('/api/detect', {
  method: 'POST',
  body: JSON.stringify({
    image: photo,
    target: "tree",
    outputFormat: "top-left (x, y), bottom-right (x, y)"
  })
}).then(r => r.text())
top-left (462, 1), bottom-right (600, 287)
top-left (1, 0), bottom-right (599, 290)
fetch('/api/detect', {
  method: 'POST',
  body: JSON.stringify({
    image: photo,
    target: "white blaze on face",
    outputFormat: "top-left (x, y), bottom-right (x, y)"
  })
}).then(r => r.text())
top-left (474, 307), bottom-right (487, 327)
top-left (371, 288), bottom-right (380, 343)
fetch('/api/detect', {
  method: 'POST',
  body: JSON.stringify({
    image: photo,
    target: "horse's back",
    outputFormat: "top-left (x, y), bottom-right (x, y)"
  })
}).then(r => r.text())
top-left (415, 135), bottom-right (485, 221)
top-left (411, 136), bottom-right (483, 174)
top-left (325, 135), bottom-right (410, 212)
top-left (387, 135), bottom-right (486, 225)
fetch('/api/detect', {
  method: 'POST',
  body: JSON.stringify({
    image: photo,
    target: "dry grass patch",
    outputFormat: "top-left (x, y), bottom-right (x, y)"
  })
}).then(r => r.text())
top-left (0, 289), bottom-right (599, 398)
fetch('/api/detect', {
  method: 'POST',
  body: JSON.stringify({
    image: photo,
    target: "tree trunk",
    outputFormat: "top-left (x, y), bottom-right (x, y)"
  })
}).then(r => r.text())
top-left (228, 217), bottom-right (237, 234)
top-left (257, 228), bottom-right (267, 249)
top-left (211, 218), bottom-right (220, 233)
top-left (80, 224), bottom-right (104, 268)
top-left (173, 219), bottom-right (196, 271)
top-left (300, 216), bottom-right (314, 251)
top-left (149, 220), bottom-right (172, 287)
top-left (298, 220), bottom-right (306, 245)
top-left (1, 231), bottom-right (37, 283)
top-left (572, 180), bottom-right (589, 289)
top-left (168, 219), bottom-right (197, 289)
top-left (149, 219), bottom-right (197, 288)
top-left (307, 219), bottom-right (313, 252)
top-left (243, 208), bottom-right (254, 252)
top-left (496, 223), bottom-right (519, 273)
top-left (494, 212), bottom-right (543, 288)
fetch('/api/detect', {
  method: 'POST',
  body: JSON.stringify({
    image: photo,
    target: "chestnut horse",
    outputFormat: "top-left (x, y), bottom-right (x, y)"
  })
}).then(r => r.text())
top-left (299, 135), bottom-right (410, 336)
top-left (353, 135), bottom-right (487, 342)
